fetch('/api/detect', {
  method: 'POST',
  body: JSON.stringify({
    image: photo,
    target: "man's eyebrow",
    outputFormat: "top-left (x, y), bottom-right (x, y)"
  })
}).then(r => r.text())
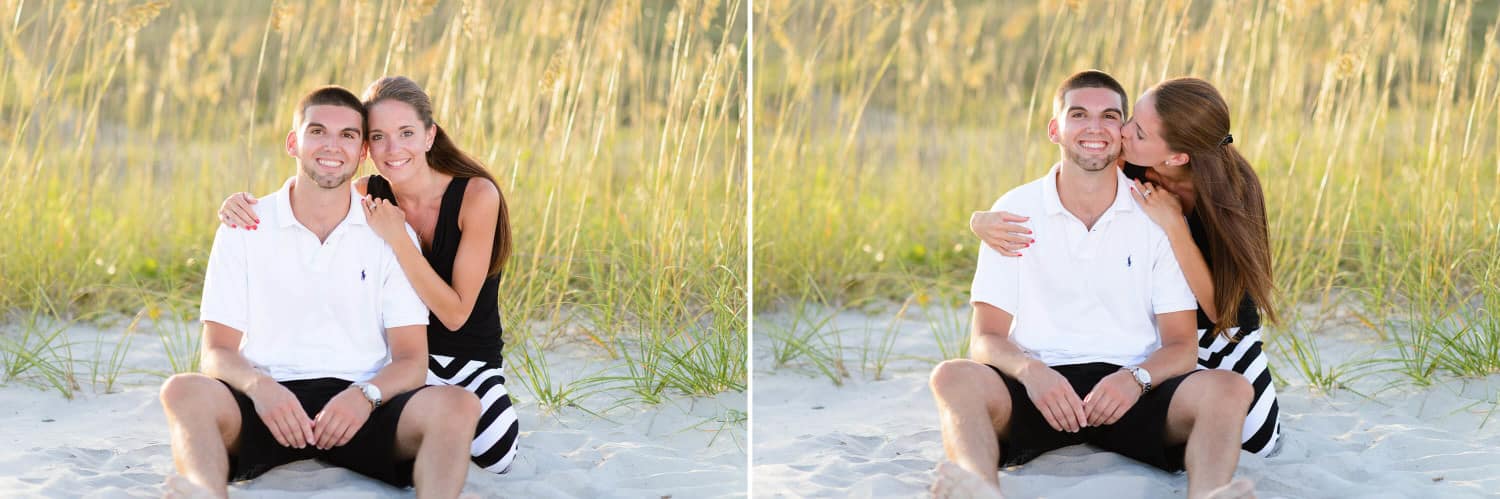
top-left (340, 126), bottom-right (363, 136)
top-left (305, 121), bottom-right (325, 129)
top-left (1065, 106), bottom-right (1124, 115)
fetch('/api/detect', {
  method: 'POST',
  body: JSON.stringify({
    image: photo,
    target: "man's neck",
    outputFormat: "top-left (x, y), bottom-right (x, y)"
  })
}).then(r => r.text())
top-left (1055, 160), bottom-right (1118, 230)
top-left (289, 175), bottom-right (351, 242)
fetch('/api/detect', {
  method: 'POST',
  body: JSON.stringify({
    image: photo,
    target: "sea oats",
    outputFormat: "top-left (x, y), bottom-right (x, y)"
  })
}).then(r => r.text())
top-left (111, 0), bottom-right (168, 34)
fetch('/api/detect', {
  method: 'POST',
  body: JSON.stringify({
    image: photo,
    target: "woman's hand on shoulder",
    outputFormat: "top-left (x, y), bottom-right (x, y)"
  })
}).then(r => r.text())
top-left (1129, 179), bottom-right (1186, 232)
top-left (970, 210), bottom-right (1032, 257)
top-left (361, 195), bottom-right (409, 245)
top-left (219, 193), bottom-right (259, 230)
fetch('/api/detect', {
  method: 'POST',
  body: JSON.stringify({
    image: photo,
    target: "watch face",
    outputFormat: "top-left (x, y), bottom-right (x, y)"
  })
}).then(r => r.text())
top-left (1133, 368), bottom-right (1149, 384)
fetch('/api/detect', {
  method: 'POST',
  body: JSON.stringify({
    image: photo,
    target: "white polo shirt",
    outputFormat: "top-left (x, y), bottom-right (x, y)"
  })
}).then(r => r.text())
top-left (970, 163), bottom-right (1197, 367)
top-left (199, 183), bottom-right (429, 382)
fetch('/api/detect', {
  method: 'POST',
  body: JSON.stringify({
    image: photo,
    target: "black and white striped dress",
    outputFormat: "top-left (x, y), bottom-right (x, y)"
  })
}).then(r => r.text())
top-left (428, 354), bottom-right (521, 473)
top-left (1197, 326), bottom-right (1281, 456)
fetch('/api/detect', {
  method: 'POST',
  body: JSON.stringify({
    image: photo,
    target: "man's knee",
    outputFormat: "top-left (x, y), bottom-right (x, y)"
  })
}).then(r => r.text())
top-left (930, 359), bottom-right (999, 398)
top-left (416, 386), bottom-right (481, 429)
top-left (1193, 370), bottom-right (1254, 412)
top-left (160, 373), bottom-right (223, 412)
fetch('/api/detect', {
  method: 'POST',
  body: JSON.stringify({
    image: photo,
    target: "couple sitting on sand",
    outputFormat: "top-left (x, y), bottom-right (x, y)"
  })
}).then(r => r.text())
top-left (159, 78), bottom-right (518, 498)
top-left (931, 70), bottom-right (1280, 499)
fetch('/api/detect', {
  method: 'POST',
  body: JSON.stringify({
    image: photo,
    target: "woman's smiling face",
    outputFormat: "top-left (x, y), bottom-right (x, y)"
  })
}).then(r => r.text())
top-left (365, 99), bottom-right (435, 182)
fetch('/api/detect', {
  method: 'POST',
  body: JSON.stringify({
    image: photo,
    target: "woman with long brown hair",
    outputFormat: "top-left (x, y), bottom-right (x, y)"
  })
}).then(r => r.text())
top-left (971, 77), bottom-right (1282, 456)
top-left (216, 76), bottom-right (520, 473)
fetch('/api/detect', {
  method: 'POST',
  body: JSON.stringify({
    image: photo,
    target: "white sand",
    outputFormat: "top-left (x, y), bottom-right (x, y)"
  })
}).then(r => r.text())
top-left (0, 319), bottom-right (746, 498)
top-left (753, 305), bottom-right (1500, 498)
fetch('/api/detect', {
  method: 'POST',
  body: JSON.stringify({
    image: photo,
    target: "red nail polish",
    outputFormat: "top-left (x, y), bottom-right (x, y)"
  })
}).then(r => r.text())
top-left (229, 224), bottom-right (236, 228)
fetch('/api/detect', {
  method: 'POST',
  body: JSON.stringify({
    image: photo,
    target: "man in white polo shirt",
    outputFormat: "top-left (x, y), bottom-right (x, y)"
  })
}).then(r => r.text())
top-left (928, 71), bottom-right (1256, 499)
top-left (159, 86), bottom-right (480, 498)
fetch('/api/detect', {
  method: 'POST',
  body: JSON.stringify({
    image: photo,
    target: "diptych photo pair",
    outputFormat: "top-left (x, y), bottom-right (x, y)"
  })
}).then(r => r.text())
top-left (2, 1), bottom-right (1498, 498)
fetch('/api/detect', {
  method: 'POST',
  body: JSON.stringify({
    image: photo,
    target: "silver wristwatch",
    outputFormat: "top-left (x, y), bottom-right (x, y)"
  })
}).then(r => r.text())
top-left (1122, 366), bottom-right (1152, 393)
top-left (351, 382), bottom-right (383, 409)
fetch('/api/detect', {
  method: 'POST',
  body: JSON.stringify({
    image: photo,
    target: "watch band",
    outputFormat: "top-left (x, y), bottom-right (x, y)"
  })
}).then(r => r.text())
top-left (1122, 366), bottom-right (1152, 393)
top-left (352, 382), bottom-right (382, 409)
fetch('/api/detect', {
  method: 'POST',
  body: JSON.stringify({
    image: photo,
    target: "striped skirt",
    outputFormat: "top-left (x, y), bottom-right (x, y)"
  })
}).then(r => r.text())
top-left (1196, 327), bottom-right (1281, 457)
top-left (427, 354), bottom-right (521, 474)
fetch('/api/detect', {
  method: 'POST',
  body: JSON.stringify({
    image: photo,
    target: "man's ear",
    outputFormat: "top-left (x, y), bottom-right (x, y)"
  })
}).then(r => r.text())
top-left (285, 129), bottom-right (298, 157)
top-left (1046, 118), bottom-right (1060, 145)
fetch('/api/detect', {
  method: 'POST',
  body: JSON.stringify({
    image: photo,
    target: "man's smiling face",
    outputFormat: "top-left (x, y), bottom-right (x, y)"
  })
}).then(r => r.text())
top-left (288, 104), bottom-right (365, 189)
top-left (1048, 87), bottom-right (1124, 172)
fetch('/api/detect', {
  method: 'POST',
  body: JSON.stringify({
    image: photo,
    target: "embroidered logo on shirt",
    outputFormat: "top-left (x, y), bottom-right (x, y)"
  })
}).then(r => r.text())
top-left (361, 269), bottom-right (366, 281)
top-left (1127, 255), bottom-right (1132, 268)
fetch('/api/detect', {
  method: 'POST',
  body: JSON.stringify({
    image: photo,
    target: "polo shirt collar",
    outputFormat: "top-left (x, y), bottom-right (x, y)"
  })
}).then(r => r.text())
top-left (1040, 162), bottom-right (1137, 218)
top-left (274, 179), bottom-right (367, 229)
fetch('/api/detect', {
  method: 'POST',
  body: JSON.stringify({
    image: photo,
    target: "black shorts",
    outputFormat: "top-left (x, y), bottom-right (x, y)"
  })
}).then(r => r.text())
top-left (987, 362), bottom-right (1202, 472)
top-left (219, 378), bottom-right (430, 487)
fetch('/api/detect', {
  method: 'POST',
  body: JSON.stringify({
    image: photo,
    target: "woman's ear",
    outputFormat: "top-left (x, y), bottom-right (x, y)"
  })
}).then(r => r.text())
top-left (1169, 152), bottom-right (1190, 167)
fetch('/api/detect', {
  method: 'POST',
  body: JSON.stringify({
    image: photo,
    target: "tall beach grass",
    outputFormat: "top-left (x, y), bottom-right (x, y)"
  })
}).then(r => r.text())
top-left (0, 0), bottom-right (747, 411)
top-left (753, 0), bottom-right (1500, 390)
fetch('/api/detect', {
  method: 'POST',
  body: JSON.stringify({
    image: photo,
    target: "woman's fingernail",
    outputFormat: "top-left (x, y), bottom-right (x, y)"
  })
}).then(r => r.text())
top-left (229, 224), bottom-right (236, 228)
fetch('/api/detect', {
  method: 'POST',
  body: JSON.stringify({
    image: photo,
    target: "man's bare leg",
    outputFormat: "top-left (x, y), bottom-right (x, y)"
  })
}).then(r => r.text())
top-left (929, 359), bottom-right (1012, 493)
top-left (1165, 369), bottom-right (1255, 499)
top-left (395, 385), bottom-right (482, 499)
top-left (159, 374), bottom-right (243, 499)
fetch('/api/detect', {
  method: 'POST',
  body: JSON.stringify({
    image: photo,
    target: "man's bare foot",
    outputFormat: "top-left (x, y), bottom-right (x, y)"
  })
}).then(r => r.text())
top-left (162, 474), bottom-right (222, 499)
top-left (1203, 478), bottom-right (1256, 499)
top-left (930, 461), bottom-right (1004, 499)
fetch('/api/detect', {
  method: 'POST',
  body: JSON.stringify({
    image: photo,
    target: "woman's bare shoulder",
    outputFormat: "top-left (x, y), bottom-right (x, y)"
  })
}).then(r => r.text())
top-left (354, 175), bottom-right (372, 196)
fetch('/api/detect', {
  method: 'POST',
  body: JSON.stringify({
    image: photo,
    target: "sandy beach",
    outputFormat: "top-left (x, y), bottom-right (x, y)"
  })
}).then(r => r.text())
top-left (0, 319), bottom-right (746, 498)
top-left (752, 305), bottom-right (1500, 498)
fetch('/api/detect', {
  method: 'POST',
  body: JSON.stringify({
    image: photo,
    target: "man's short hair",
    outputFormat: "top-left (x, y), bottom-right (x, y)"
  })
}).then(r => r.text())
top-left (1053, 70), bottom-right (1129, 117)
top-left (293, 86), bottom-right (367, 135)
